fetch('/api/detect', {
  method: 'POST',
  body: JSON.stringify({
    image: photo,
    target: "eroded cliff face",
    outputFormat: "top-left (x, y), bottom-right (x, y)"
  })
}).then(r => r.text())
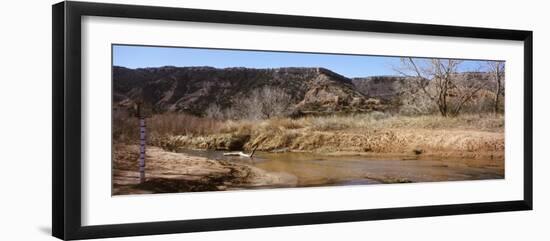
top-left (113, 66), bottom-right (381, 116)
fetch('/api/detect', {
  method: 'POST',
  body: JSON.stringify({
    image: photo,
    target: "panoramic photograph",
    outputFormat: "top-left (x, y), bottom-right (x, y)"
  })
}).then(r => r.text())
top-left (111, 45), bottom-right (505, 195)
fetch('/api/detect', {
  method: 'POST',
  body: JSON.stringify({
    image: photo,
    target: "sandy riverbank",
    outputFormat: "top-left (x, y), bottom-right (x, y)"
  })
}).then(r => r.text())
top-left (112, 144), bottom-right (297, 195)
top-left (155, 128), bottom-right (504, 160)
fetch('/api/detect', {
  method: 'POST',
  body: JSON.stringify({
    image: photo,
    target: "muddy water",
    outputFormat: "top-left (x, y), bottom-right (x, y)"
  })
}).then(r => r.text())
top-left (178, 149), bottom-right (504, 188)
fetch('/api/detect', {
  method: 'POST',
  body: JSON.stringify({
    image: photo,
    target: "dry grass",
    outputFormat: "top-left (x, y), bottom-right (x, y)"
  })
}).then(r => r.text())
top-left (112, 110), bottom-right (139, 143)
top-left (215, 112), bottom-right (503, 135)
top-left (149, 113), bottom-right (223, 136)
top-left (114, 111), bottom-right (504, 159)
top-left (113, 110), bottom-right (224, 143)
top-left (301, 112), bottom-right (504, 132)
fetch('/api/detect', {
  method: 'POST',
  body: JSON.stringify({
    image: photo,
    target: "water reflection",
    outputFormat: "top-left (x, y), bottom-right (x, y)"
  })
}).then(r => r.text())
top-left (179, 149), bottom-right (504, 187)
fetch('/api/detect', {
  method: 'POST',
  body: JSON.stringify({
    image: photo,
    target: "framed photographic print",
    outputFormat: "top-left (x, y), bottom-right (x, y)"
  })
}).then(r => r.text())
top-left (52, 1), bottom-right (533, 240)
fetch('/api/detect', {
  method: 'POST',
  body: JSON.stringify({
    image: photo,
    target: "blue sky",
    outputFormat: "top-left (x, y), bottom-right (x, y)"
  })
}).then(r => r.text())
top-left (113, 45), bottom-right (489, 78)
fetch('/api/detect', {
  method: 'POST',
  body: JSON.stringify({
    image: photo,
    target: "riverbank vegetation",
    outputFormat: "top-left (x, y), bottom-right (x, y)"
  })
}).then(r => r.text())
top-left (114, 111), bottom-right (504, 159)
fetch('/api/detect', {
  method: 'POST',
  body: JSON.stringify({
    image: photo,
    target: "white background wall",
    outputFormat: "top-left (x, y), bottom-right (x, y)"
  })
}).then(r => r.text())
top-left (0, 0), bottom-right (547, 240)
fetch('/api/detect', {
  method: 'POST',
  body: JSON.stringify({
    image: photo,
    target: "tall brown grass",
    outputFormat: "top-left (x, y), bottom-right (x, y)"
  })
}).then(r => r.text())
top-left (114, 110), bottom-right (504, 157)
top-left (215, 112), bottom-right (504, 135)
top-left (113, 110), bottom-right (139, 143)
top-left (301, 112), bottom-right (504, 132)
top-left (149, 113), bottom-right (223, 136)
top-left (113, 110), bottom-right (224, 143)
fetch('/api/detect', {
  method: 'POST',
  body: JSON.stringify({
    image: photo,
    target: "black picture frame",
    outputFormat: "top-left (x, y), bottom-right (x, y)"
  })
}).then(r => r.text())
top-left (52, 1), bottom-right (533, 240)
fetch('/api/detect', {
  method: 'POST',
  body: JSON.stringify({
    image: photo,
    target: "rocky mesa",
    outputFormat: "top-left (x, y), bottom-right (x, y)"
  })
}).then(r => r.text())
top-left (113, 66), bottom-right (382, 117)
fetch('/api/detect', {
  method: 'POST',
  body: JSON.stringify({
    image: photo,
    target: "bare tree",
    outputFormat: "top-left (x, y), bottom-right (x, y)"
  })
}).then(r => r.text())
top-left (256, 87), bottom-right (293, 119)
top-left (223, 86), bottom-right (293, 120)
top-left (395, 57), bottom-right (488, 117)
top-left (244, 86), bottom-right (293, 120)
top-left (487, 61), bottom-right (505, 113)
top-left (205, 103), bottom-right (224, 119)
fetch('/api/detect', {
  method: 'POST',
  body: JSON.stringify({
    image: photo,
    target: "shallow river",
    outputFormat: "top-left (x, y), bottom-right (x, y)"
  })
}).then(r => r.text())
top-left (179, 149), bottom-right (504, 187)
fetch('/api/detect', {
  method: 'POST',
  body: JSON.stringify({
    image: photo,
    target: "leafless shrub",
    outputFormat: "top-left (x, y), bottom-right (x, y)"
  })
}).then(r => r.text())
top-left (113, 109), bottom-right (225, 144)
top-left (224, 86), bottom-right (294, 120)
top-left (458, 89), bottom-right (497, 114)
top-left (204, 104), bottom-right (225, 120)
top-left (149, 113), bottom-right (223, 137)
top-left (267, 118), bottom-right (305, 130)
top-left (112, 109), bottom-right (139, 143)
